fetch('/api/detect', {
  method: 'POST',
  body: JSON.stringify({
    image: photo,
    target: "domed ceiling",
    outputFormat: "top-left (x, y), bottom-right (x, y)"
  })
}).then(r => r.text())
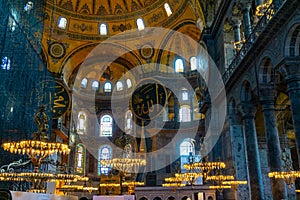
top-left (43, 0), bottom-right (205, 87)
top-left (56, 0), bottom-right (162, 16)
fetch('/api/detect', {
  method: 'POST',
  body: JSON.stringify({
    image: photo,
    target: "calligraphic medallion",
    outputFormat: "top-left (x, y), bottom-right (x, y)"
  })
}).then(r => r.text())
top-left (52, 81), bottom-right (70, 119)
top-left (130, 78), bottom-right (167, 121)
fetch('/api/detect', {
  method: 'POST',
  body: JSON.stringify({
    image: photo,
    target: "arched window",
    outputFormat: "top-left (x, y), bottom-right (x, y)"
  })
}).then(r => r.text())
top-left (80, 78), bottom-right (88, 89)
top-left (116, 81), bottom-right (124, 91)
top-left (24, 1), bottom-right (33, 12)
top-left (91, 80), bottom-right (99, 91)
top-left (104, 82), bottom-right (112, 93)
top-left (77, 112), bottom-right (86, 134)
top-left (126, 79), bottom-right (132, 88)
top-left (58, 17), bottom-right (68, 29)
top-left (190, 56), bottom-right (197, 71)
top-left (99, 23), bottom-right (108, 35)
top-left (181, 88), bottom-right (189, 101)
top-left (175, 58), bottom-right (184, 73)
top-left (98, 145), bottom-right (112, 175)
top-left (179, 106), bottom-right (191, 122)
top-left (136, 18), bottom-right (145, 31)
top-left (180, 139), bottom-right (195, 171)
top-left (125, 110), bottom-right (133, 133)
top-left (164, 3), bottom-right (172, 17)
top-left (1, 57), bottom-right (11, 70)
top-left (100, 114), bottom-right (113, 137)
top-left (75, 144), bottom-right (86, 174)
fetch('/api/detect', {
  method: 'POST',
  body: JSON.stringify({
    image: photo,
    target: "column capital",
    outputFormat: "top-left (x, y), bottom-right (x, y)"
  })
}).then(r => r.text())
top-left (239, 102), bottom-right (257, 118)
top-left (239, 2), bottom-right (252, 11)
top-left (279, 57), bottom-right (300, 78)
top-left (230, 17), bottom-right (242, 27)
top-left (259, 85), bottom-right (276, 110)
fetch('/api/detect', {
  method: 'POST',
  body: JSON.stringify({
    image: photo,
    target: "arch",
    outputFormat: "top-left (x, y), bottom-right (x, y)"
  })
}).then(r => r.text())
top-left (167, 196), bottom-right (175, 200)
top-left (99, 23), bottom-right (108, 35)
top-left (181, 196), bottom-right (191, 200)
top-left (77, 111), bottom-right (87, 134)
top-left (91, 80), bottom-right (100, 91)
top-left (136, 18), bottom-right (145, 31)
top-left (228, 97), bottom-right (236, 116)
top-left (75, 143), bottom-right (86, 174)
top-left (98, 145), bottom-right (112, 175)
top-left (80, 78), bottom-right (88, 89)
top-left (175, 57), bottom-right (184, 72)
top-left (139, 198), bottom-right (148, 200)
top-left (240, 81), bottom-right (252, 102)
top-left (100, 114), bottom-right (113, 137)
top-left (153, 197), bottom-right (162, 200)
top-left (103, 81), bottom-right (112, 93)
top-left (258, 57), bottom-right (274, 84)
top-left (57, 16), bottom-right (68, 29)
top-left (284, 23), bottom-right (300, 57)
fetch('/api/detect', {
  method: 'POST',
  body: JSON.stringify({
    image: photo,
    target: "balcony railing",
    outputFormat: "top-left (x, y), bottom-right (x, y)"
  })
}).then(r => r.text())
top-left (222, 1), bottom-right (280, 82)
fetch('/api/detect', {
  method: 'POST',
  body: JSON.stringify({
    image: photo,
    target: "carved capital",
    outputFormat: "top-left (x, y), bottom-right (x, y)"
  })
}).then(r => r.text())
top-left (239, 102), bottom-right (257, 118)
top-left (279, 57), bottom-right (300, 78)
top-left (259, 85), bottom-right (276, 110)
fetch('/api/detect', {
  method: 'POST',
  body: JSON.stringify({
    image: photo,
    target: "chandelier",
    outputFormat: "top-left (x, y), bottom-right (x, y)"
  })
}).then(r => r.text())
top-left (268, 171), bottom-right (300, 187)
top-left (0, 106), bottom-right (88, 193)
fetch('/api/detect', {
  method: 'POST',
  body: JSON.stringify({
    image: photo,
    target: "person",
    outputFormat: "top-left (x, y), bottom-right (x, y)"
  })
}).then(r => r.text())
top-left (34, 106), bottom-right (49, 133)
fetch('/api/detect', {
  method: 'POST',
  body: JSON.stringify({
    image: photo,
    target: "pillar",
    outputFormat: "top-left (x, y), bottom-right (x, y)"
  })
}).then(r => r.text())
top-left (231, 18), bottom-right (242, 43)
top-left (228, 110), bottom-right (250, 200)
top-left (260, 86), bottom-right (287, 199)
top-left (240, 103), bottom-right (265, 200)
top-left (280, 58), bottom-right (300, 167)
top-left (174, 95), bottom-right (179, 122)
top-left (240, 3), bottom-right (252, 40)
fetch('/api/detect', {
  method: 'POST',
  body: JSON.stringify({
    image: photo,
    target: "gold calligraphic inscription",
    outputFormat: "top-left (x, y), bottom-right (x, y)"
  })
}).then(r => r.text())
top-left (130, 78), bottom-right (167, 121)
top-left (52, 81), bottom-right (70, 119)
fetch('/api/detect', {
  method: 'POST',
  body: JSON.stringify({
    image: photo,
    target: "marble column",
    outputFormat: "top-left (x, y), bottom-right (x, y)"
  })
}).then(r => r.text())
top-left (228, 112), bottom-right (250, 200)
top-left (240, 103), bottom-right (265, 200)
top-left (231, 18), bottom-right (242, 43)
top-left (280, 59), bottom-right (300, 167)
top-left (240, 3), bottom-right (252, 40)
top-left (260, 86), bottom-right (287, 199)
top-left (174, 95), bottom-right (179, 122)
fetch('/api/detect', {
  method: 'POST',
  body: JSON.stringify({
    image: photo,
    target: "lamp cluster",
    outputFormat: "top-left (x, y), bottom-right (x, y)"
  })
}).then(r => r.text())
top-left (2, 140), bottom-right (70, 156)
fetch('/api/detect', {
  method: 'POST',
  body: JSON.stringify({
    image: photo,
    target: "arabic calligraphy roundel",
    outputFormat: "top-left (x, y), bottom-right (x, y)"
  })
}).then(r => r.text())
top-left (130, 78), bottom-right (167, 121)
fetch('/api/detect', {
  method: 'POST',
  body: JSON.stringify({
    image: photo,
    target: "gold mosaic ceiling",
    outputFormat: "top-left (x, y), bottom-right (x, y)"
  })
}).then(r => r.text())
top-left (55, 0), bottom-right (161, 16)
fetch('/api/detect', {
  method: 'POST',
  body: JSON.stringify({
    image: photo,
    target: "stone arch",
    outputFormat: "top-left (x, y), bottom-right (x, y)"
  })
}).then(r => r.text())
top-left (166, 196), bottom-right (175, 200)
top-left (140, 197), bottom-right (148, 200)
top-left (153, 197), bottom-right (162, 200)
top-left (258, 57), bottom-right (274, 84)
top-left (240, 81), bottom-right (253, 102)
top-left (228, 97), bottom-right (237, 116)
top-left (284, 23), bottom-right (300, 57)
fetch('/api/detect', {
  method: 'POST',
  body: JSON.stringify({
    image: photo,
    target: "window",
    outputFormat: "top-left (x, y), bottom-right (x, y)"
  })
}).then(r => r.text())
top-left (58, 17), bottom-right (67, 29)
top-left (181, 89), bottom-right (189, 101)
top-left (116, 81), bottom-right (124, 91)
top-left (98, 145), bottom-right (112, 175)
top-left (164, 3), bottom-right (172, 17)
top-left (75, 144), bottom-right (86, 174)
top-left (80, 78), bottom-right (88, 89)
top-left (24, 1), bottom-right (33, 12)
top-left (179, 106), bottom-right (191, 122)
top-left (77, 113), bottom-right (86, 134)
top-left (180, 139), bottom-right (195, 172)
top-left (125, 110), bottom-right (133, 133)
top-left (1, 57), bottom-right (11, 70)
top-left (100, 114), bottom-right (112, 137)
top-left (99, 23), bottom-right (108, 35)
top-left (104, 82), bottom-right (112, 93)
top-left (126, 79), bottom-right (132, 88)
top-left (136, 18), bottom-right (145, 31)
top-left (175, 58), bottom-right (184, 73)
top-left (91, 80), bottom-right (99, 91)
top-left (190, 56), bottom-right (197, 71)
